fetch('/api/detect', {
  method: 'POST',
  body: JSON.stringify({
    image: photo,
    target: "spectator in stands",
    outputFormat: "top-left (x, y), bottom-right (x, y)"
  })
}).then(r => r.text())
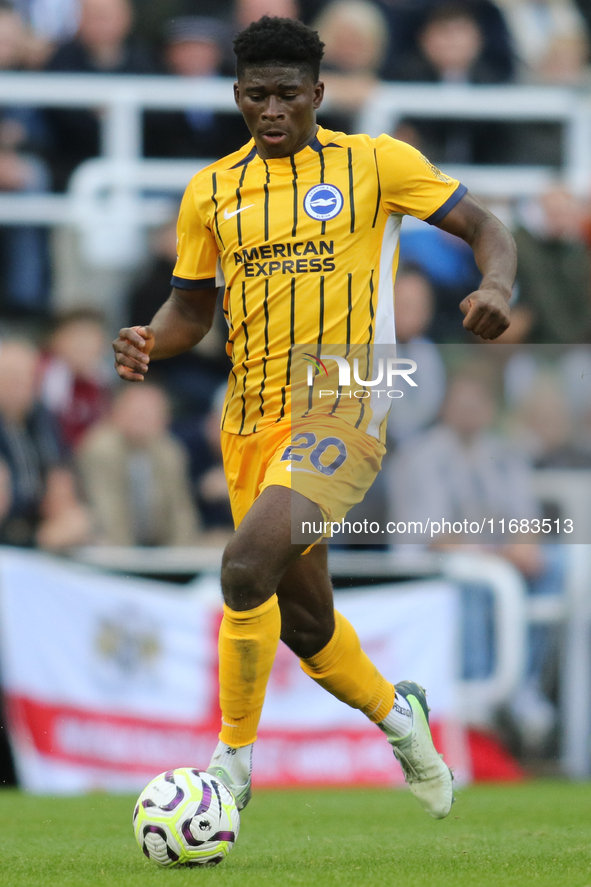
top-left (313, 0), bottom-right (390, 130)
top-left (398, 215), bottom-right (481, 342)
top-left (395, 265), bottom-right (436, 344)
top-left (497, 0), bottom-right (589, 85)
top-left (535, 32), bottom-right (589, 85)
top-left (77, 382), bottom-right (202, 546)
top-left (387, 265), bottom-right (447, 444)
top-left (507, 366), bottom-right (591, 468)
top-left (0, 1), bottom-right (51, 316)
top-left (44, 0), bottom-right (155, 190)
top-left (127, 218), bottom-right (181, 325)
top-left (493, 1), bottom-right (588, 162)
top-left (12, 0), bottom-right (82, 67)
top-left (39, 308), bottom-right (113, 449)
top-left (513, 186), bottom-right (591, 343)
top-left (496, 0), bottom-right (587, 81)
top-left (315, 1), bottom-right (389, 77)
top-left (379, 0), bottom-right (515, 84)
top-left (387, 369), bottom-right (540, 544)
top-left (410, 2), bottom-right (492, 82)
top-left (505, 346), bottom-right (591, 420)
top-left (173, 384), bottom-right (233, 533)
top-left (126, 218), bottom-right (230, 416)
top-left (391, 1), bottom-right (512, 164)
top-left (143, 16), bottom-right (249, 160)
top-left (0, 338), bottom-right (91, 549)
top-left (233, 0), bottom-right (299, 29)
top-left (47, 0), bottom-right (150, 71)
top-left (129, 1), bottom-right (233, 49)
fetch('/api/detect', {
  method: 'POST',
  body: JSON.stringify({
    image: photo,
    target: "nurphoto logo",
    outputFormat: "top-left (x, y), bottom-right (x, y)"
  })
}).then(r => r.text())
top-left (303, 353), bottom-right (418, 397)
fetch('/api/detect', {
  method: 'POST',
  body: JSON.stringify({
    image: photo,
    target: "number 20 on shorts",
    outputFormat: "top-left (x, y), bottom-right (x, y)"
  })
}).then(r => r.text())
top-left (280, 433), bottom-right (348, 476)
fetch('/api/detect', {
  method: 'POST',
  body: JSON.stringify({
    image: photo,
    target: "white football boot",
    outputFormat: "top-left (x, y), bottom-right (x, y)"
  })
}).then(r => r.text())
top-left (207, 741), bottom-right (252, 811)
top-left (380, 680), bottom-right (454, 819)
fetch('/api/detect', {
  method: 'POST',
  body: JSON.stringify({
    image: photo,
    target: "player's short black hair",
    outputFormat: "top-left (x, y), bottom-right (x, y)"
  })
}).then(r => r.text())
top-left (233, 16), bottom-right (325, 82)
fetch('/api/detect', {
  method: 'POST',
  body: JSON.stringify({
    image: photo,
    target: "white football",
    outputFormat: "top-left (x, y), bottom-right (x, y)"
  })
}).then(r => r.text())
top-left (133, 768), bottom-right (240, 867)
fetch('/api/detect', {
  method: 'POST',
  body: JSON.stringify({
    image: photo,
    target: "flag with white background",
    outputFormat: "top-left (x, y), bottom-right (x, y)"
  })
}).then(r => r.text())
top-left (0, 549), bottom-right (468, 793)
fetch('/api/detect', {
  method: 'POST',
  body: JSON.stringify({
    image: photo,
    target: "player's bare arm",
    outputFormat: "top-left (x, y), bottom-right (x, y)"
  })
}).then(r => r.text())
top-left (113, 285), bottom-right (218, 381)
top-left (435, 192), bottom-right (516, 340)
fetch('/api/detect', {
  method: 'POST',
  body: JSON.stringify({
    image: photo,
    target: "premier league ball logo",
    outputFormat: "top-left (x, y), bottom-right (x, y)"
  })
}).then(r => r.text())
top-left (303, 184), bottom-right (344, 221)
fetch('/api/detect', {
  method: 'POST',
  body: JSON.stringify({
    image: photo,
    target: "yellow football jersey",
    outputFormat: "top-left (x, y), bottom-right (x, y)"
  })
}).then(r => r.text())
top-left (172, 127), bottom-right (465, 438)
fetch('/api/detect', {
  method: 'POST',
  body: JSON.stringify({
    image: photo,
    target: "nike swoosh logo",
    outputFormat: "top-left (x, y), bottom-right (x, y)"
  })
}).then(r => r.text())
top-left (224, 204), bottom-right (255, 220)
top-left (285, 463), bottom-right (318, 475)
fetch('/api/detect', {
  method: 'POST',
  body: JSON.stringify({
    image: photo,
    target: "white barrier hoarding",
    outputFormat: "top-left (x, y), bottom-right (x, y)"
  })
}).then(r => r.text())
top-left (0, 549), bottom-right (467, 793)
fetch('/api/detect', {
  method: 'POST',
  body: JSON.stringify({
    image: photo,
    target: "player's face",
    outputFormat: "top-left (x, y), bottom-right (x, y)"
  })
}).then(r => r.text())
top-left (234, 64), bottom-right (324, 159)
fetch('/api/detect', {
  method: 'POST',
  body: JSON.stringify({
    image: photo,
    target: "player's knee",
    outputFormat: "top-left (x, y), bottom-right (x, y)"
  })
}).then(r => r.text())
top-left (221, 552), bottom-right (276, 611)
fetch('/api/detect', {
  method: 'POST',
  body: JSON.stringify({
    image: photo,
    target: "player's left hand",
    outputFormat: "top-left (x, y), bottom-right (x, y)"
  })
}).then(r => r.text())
top-left (459, 286), bottom-right (511, 340)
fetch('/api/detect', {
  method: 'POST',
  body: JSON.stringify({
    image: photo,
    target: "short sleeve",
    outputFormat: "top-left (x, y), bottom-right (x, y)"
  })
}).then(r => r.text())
top-left (171, 178), bottom-right (220, 289)
top-left (375, 135), bottom-right (467, 224)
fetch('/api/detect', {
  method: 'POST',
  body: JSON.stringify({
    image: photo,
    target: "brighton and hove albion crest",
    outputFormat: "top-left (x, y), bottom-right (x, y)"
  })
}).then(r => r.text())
top-left (303, 184), bottom-right (344, 221)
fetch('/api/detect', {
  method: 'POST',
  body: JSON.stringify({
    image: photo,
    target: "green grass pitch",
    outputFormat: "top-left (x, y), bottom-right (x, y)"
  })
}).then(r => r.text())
top-left (2, 781), bottom-right (591, 887)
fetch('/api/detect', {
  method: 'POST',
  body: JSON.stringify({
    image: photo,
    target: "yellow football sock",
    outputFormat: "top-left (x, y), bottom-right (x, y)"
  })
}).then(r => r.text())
top-left (218, 594), bottom-right (281, 747)
top-left (300, 610), bottom-right (395, 722)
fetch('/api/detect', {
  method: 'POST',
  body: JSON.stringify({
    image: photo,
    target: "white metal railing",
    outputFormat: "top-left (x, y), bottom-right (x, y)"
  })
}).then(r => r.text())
top-left (0, 158), bottom-right (213, 265)
top-left (69, 158), bottom-right (213, 266)
top-left (526, 469), bottom-right (591, 778)
top-left (560, 545), bottom-right (591, 779)
top-left (357, 81), bottom-right (591, 194)
top-left (532, 469), bottom-right (591, 544)
top-left (0, 73), bottom-right (589, 265)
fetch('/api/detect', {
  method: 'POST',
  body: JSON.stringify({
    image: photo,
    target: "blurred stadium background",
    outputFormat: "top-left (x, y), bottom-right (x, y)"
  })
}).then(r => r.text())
top-left (1, 0), bottom-right (591, 794)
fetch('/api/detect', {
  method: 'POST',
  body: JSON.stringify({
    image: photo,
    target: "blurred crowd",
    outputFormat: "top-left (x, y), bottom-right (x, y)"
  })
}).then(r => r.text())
top-left (0, 0), bottom-right (591, 326)
top-left (0, 10), bottom-right (580, 447)
top-left (0, 308), bottom-right (233, 550)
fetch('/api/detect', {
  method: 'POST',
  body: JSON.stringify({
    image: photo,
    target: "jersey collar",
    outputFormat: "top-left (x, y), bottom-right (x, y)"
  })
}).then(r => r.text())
top-left (231, 127), bottom-right (340, 169)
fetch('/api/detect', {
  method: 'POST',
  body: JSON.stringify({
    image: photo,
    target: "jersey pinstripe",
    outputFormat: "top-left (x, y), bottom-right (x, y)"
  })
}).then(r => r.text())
top-left (172, 127), bottom-right (466, 438)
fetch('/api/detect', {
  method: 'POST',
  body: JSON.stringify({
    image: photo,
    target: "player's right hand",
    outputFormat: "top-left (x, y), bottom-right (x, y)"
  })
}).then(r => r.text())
top-left (112, 326), bottom-right (155, 381)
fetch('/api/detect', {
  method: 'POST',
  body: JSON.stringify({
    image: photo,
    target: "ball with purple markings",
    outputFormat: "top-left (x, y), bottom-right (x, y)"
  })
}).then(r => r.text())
top-left (133, 768), bottom-right (240, 867)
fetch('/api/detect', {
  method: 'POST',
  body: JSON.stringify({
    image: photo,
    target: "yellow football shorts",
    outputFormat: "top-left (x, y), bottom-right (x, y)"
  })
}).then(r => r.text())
top-left (221, 414), bottom-right (386, 529)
